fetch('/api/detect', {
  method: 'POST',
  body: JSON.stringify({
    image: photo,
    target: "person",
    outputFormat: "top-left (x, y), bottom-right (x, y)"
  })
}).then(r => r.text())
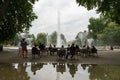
top-left (18, 40), bottom-right (22, 57)
top-left (75, 45), bottom-right (80, 55)
top-left (32, 44), bottom-right (39, 59)
top-left (70, 43), bottom-right (76, 59)
top-left (58, 45), bottom-right (66, 59)
top-left (92, 46), bottom-right (97, 52)
top-left (21, 38), bottom-right (28, 58)
top-left (81, 45), bottom-right (87, 57)
top-left (52, 45), bottom-right (57, 55)
top-left (38, 43), bottom-right (42, 50)
top-left (86, 46), bottom-right (90, 56)
top-left (66, 44), bottom-right (71, 59)
top-left (61, 45), bottom-right (64, 50)
top-left (48, 44), bottom-right (52, 55)
top-left (91, 46), bottom-right (98, 56)
top-left (110, 46), bottom-right (113, 50)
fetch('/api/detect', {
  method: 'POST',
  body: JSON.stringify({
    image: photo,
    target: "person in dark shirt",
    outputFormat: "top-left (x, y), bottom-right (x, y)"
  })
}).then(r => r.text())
top-left (32, 44), bottom-right (39, 58)
top-left (70, 43), bottom-right (76, 59)
top-left (21, 38), bottom-right (28, 58)
top-left (66, 44), bottom-right (71, 59)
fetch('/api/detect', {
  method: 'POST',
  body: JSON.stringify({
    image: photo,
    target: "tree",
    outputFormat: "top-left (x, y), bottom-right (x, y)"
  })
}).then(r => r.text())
top-left (50, 31), bottom-right (57, 45)
top-left (10, 33), bottom-right (22, 46)
top-left (100, 22), bottom-right (120, 45)
top-left (88, 17), bottom-right (107, 40)
top-left (35, 33), bottom-right (47, 45)
top-left (76, 0), bottom-right (120, 24)
top-left (0, 0), bottom-right (37, 43)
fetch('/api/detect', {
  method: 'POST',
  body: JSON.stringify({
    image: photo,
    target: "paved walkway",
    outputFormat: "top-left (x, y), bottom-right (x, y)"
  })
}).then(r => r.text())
top-left (0, 47), bottom-right (120, 64)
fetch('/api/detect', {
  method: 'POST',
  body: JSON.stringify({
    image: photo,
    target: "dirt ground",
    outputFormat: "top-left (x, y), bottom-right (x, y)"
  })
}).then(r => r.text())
top-left (0, 47), bottom-right (120, 64)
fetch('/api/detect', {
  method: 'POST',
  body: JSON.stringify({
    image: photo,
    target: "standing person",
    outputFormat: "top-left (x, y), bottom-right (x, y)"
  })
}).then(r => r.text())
top-left (21, 38), bottom-right (28, 58)
top-left (66, 44), bottom-right (71, 59)
top-left (18, 40), bottom-right (22, 57)
top-left (70, 43), bottom-right (76, 59)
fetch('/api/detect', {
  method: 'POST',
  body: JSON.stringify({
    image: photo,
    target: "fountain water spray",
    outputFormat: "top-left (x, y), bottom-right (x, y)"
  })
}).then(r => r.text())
top-left (46, 33), bottom-right (49, 46)
top-left (87, 38), bottom-right (94, 47)
top-left (78, 31), bottom-right (88, 47)
top-left (56, 11), bottom-right (62, 47)
top-left (78, 32), bottom-right (84, 46)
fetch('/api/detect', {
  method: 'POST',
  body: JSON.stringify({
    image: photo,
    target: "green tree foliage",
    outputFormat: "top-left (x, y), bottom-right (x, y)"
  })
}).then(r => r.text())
top-left (49, 31), bottom-right (67, 46)
top-left (88, 17), bottom-right (107, 40)
top-left (88, 16), bottom-right (120, 45)
top-left (36, 33), bottom-right (47, 45)
top-left (2, 33), bottom-right (22, 46)
top-left (100, 22), bottom-right (120, 45)
top-left (6, 32), bottom-right (35, 46)
top-left (50, 31), bottom-right (57, 45)
top-left (10, 33), bottom-right (22, 46)
top-left (76, 0), bottom-right (120, 24)
top-left (0, 0), bottom-right (37, 43)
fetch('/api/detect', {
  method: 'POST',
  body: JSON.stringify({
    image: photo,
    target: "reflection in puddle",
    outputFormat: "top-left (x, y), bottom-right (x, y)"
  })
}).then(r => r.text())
top-left (0, 63), bottom-right (120, 80)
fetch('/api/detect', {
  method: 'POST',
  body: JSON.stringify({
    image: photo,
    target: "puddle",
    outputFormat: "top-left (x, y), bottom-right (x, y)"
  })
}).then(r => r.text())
top-left (0, 63), bottom-right (120, 80)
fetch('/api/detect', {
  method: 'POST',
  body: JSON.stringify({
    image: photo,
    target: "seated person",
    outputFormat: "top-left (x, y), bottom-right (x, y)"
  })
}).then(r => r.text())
top-left (66, 44), bottom-right (71, 59)
top-left (91, 46), bottom-right (97, 53)
top-left (58, 45), bottom-right (66, 59)
top-left (48, 44), bottom-right (53, 55)
top-left (32, 44), bottom-right (39, 58)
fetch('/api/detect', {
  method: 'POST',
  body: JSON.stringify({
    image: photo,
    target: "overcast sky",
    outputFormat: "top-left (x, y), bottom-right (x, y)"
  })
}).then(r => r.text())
top-left (29, 0), bottom-right (100, 41)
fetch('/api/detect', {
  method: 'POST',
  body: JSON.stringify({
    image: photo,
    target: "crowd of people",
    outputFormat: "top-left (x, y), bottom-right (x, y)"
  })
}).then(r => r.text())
top-left (18, 38), bottom-right (98, 59)
top-left (31, 43), bottom-right (98, 59)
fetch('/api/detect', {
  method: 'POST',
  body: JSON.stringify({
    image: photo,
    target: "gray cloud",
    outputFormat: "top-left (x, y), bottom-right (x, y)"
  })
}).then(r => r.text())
top-left (30, 0), bottom-right (99, 41)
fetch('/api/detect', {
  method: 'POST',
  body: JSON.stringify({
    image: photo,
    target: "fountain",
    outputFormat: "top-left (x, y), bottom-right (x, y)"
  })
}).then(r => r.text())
top-left (78, 32), bottom-right (84, 46)
top-left (78, 31), bottom-right (88, 47)
top-left (87, 38), bottom-right (94, 47)
top-left (56, 11), bottom-right (62, 47)
top-left (78, 31), bottom-right (94, 47)
top-left (46, 33), bottom-right (49, 46)
top-left (25, 37), bottom-right (33, 49)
